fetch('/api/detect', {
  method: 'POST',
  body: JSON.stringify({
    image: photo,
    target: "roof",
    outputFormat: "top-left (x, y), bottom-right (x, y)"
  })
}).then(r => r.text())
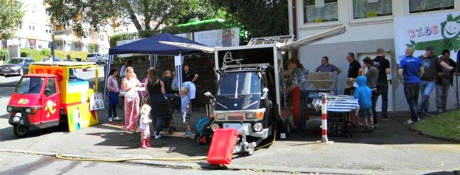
top-left (108, 33), bottom-right (204, 55)
top-left (31, 62), bottom-right (97, 67)
top-left (24, 74), bottom-right (57, 78)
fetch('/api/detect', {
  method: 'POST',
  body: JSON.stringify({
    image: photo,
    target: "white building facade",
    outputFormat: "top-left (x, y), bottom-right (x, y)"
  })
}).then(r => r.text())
top-left (7, 0), bottom-right (112, 54)
top-left (288, 0), bottom-right (460, 112)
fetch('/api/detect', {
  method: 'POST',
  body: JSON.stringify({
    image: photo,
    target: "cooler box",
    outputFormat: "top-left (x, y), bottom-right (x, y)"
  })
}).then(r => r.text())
top-left (207, 128), bottom-right (239, 165)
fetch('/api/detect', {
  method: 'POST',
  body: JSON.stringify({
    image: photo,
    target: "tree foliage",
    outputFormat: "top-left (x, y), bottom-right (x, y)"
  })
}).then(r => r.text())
top-left (45, 0), bottom-right (217, 33)
top-left (0, 0), bottom-right (24, 40)
top-left (208, 0), bottom-right (289, 37)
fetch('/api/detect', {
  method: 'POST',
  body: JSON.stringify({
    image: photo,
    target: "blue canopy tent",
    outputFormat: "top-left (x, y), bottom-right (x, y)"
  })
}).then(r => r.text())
top-left (106, 33), bottom-right (205, 98)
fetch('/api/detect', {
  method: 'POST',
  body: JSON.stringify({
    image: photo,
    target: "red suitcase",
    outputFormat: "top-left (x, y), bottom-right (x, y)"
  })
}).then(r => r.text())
top-left (207, 128), bottom-right (239, 165)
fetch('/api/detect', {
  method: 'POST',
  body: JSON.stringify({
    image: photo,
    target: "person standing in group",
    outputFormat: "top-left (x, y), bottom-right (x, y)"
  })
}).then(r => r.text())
top-left (120, 60), bottom-right (133, 79)
top-left (146, 67), bottom-right (168, 139)
top-left (286, 58), bottom-right (309, 131)
top-left (398, 47), bottom-right (424, 124)
top-left (346, 52), bottom-right (361, 79)
top-left (107, 68), bottom-right (121, 122)
top-left (122, 67), bottom-right (141, 132)
top-left (182, 64), bottom-right (198, 83)
top-left (362, 57), bottom-right (379, 125)
top-left (436, 49), bottom-right (457, 113)
top-left (418, 46), bottom-right (442, 117)
top-left (372, 49), bottom-right (391, 120)
top-left (181, 86), bottom-right (193, 137)
top-left (354, 76), bottom-right (374, 131)
top-left (315, 56), bottom-right (342, 75)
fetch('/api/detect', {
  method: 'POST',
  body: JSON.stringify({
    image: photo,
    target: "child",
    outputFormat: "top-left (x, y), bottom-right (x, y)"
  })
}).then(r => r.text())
top-left (181, 86), bottom-right (193, 137)
top-left (344, 78), bottom-right (356, 95)
top-left (354, 76), bottom-right (374, 130)
top-left (344, 78), bottom-right (360, 126)
top-left (139, 104), bottom-right (152, 149)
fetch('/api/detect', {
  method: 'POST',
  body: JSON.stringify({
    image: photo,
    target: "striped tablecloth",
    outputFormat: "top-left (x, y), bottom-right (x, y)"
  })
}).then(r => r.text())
top-left (312, 95), bottom-right (359, 112)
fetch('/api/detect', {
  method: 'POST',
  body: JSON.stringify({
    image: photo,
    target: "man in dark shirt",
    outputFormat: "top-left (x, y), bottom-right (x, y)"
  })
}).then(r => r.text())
top-left (315, 56), bottom-right (342, 74)
top-left (418, 46), bottom-right (442, 117)
top-left (372, 49), bottom-right (391, 120)
top-left (436, 50), bottom-right (457, 112)
top-left (182, 64), bottom-right (198, 83)
top-left (347, 52), bottom-right (361, 79)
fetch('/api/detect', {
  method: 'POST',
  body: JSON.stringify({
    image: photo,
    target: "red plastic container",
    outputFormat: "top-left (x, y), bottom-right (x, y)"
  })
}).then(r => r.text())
top-left (207, 128), bottom-right (239, 165)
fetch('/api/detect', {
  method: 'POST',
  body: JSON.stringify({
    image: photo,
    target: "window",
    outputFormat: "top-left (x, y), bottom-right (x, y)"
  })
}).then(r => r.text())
top-left (45, 78), bottom-right (56, 96)
top-left (409, 0), bottom-right (454, 13)
top-left (304, 0), bottom-right (338, 23)
top-left (353, 0), bottom-right (392, 19)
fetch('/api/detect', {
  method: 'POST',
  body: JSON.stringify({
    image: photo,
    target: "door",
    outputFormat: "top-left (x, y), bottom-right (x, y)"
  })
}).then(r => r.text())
top-left (41, 78), bottom-right (60, 126)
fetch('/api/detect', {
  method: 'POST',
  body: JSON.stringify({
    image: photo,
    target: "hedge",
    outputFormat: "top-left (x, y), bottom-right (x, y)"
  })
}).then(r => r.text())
top-left (110, 19), bottom-right (246, 48)
top-left (0, 49), bottom-right (9, 61)
top-left (19, 48), bottom-right (88, 61)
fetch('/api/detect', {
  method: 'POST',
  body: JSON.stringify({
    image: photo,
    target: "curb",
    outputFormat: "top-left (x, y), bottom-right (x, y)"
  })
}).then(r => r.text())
top-left (409, 125), bottom-right (460, 143)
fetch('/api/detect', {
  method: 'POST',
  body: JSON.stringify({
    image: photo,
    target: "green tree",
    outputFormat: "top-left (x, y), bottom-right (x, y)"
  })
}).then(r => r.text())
top-left (208, 0), bottom-right (289, 37)
top-left (45, 0), bottom-right (217, 33)
top-left (0, 0), bottom-right (23, 48)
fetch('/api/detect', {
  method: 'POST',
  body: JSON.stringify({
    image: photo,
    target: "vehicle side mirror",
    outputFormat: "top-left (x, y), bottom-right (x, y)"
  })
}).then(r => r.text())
top-left (204, 91), bottom-right (214, 98)
top-left (45, 88), bottom-right (52, 96)
top-left (261, 88), bottom-right (269, 100)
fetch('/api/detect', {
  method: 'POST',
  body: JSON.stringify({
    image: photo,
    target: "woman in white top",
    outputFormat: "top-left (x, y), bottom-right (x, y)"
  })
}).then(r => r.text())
top-left (121, 67), bottom-right (141, 132)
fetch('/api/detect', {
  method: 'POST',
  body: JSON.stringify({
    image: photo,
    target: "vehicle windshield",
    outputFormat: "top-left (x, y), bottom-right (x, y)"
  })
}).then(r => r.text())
top-left (218, 72), bottom-right (261, 96)
top-left (7, 59), bottom-right (22, 64)
top-left (15, 77), bottom-right (44, 94)
top-left (87, 54), bottom-right (95, 57)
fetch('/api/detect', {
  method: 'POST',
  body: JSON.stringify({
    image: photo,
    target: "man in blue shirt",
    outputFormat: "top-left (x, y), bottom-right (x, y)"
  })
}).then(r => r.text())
top-left (398, 47), bottom-right (424, 124)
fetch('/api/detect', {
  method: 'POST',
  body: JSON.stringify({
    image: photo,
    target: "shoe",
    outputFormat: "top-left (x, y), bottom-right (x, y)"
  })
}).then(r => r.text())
top-left (154, 133), bottom-right (161, 139)
top-left (108, 117), bottom-right (113, 122)
top-left (146, 138), bottom-right (151, 147)
top-left (406, 119), bottom-right (415, 124)
top-left (141, 139), bottom-right (147, 149)
top-left (114, 116), bottom-right (122, 121)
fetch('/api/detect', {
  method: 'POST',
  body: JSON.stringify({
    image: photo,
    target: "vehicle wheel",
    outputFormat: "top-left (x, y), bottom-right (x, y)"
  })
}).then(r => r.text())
top-left (13, 124), bottom-right (29, 138)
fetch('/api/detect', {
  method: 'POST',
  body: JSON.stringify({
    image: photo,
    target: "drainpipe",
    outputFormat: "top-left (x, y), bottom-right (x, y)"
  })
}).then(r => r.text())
top-left (291, 0), bottom-right (299, 59)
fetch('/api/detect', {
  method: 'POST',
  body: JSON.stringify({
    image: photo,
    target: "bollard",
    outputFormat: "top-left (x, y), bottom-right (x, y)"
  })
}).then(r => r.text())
top-left (321, 94), bottom-right (328, 143)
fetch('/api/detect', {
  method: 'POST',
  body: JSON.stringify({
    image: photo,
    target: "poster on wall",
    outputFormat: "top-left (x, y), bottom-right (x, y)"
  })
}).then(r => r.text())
top-left (394, 11), bottom-right (459, 63)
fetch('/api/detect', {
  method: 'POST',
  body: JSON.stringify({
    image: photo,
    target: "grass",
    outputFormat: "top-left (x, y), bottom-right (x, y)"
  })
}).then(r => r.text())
top-left (415, 110), bottom-right (460, 140)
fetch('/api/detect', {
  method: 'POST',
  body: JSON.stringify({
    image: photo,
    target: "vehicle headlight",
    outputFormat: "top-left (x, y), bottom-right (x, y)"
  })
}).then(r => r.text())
top-left (25, 106), bottom-right (41, 114)
top-left (7, 106), bottom-right (13, 112)
top-left (215, 113), bottom-right (226, 120)
top-left (246, 112), bottom-right (264, 120)
top-left (211, 123), bottom-right (220, 131)
top-left (253, 123), bottom-right (263, 132)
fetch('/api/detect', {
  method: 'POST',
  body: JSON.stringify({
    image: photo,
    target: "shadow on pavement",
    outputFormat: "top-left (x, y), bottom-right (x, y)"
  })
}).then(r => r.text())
top-left (424, 170), bottom-right (460, 175)
top-left (284, 112), bottom-right (457, 145)
top-left (87, 124), bottom-right (209, 157)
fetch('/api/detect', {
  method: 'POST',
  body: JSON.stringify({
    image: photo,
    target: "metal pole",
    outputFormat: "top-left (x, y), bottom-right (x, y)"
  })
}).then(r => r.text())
top-left (321, 93), bottom-right (328, 143)
top-left (51, 31), bottom-right (55, 61)
top-left (456, 74), bottom-right (459, 109)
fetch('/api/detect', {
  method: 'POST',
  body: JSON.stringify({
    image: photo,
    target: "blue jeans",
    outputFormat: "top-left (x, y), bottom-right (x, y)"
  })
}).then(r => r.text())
top-left (299, 91), bottom-right (308, 130)
top-left (404, 83), bottom-right (420, 122)
top-left (419, 80), bottom-right (436, 115)
top-left (150, 111), bottom-right (162, 135)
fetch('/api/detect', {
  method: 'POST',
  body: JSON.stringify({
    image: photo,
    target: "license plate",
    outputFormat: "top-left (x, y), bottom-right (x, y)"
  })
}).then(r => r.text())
top-left (223, 123), bottom-right (249, 134)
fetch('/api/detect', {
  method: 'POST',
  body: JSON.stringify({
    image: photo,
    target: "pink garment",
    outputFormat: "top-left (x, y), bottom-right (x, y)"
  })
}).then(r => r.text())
top-left (124, 96), bottom-right (139, 131)
top-left (107, 76), bottom-right (119, 93)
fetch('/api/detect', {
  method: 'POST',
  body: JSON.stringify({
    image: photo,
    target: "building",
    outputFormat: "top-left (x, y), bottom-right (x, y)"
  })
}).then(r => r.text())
top-left (288, 0), bottom-right (460, 111)
top-left (7, 0), bottom-right (112, 54)
top-left (7, 0), bottom-right (52, 50)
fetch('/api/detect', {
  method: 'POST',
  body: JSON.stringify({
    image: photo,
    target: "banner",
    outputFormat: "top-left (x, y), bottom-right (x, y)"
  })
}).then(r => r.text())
top-left (394, 11), bottom-right (459, 62)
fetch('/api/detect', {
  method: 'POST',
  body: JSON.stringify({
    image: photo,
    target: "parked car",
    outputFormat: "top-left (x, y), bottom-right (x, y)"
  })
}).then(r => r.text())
top-left (86, 53), bottom-right (106, 64)
top-left (0, 57), bottom-right (35, 76)
top-left (42, 57), bottom-right (62, 62)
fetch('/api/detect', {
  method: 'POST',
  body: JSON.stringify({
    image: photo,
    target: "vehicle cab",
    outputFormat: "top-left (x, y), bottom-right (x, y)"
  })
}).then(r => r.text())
top-left (7, 74), bottom-right (61, 137)
top-left (6, 62), bottom-right (100, 137)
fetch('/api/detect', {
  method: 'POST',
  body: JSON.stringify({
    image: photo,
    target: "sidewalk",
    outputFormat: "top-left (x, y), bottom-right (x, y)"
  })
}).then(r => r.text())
top-left (0, 109), bottom-right (459, 175)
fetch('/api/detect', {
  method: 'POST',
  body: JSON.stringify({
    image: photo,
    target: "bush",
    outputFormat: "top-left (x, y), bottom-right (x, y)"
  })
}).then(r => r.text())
top-left (0, 49), bottom-right (9, 61)
top-left (40, 49), bottom-right (51, 56)
top-left (20, 49), bottom-right (31, 57)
